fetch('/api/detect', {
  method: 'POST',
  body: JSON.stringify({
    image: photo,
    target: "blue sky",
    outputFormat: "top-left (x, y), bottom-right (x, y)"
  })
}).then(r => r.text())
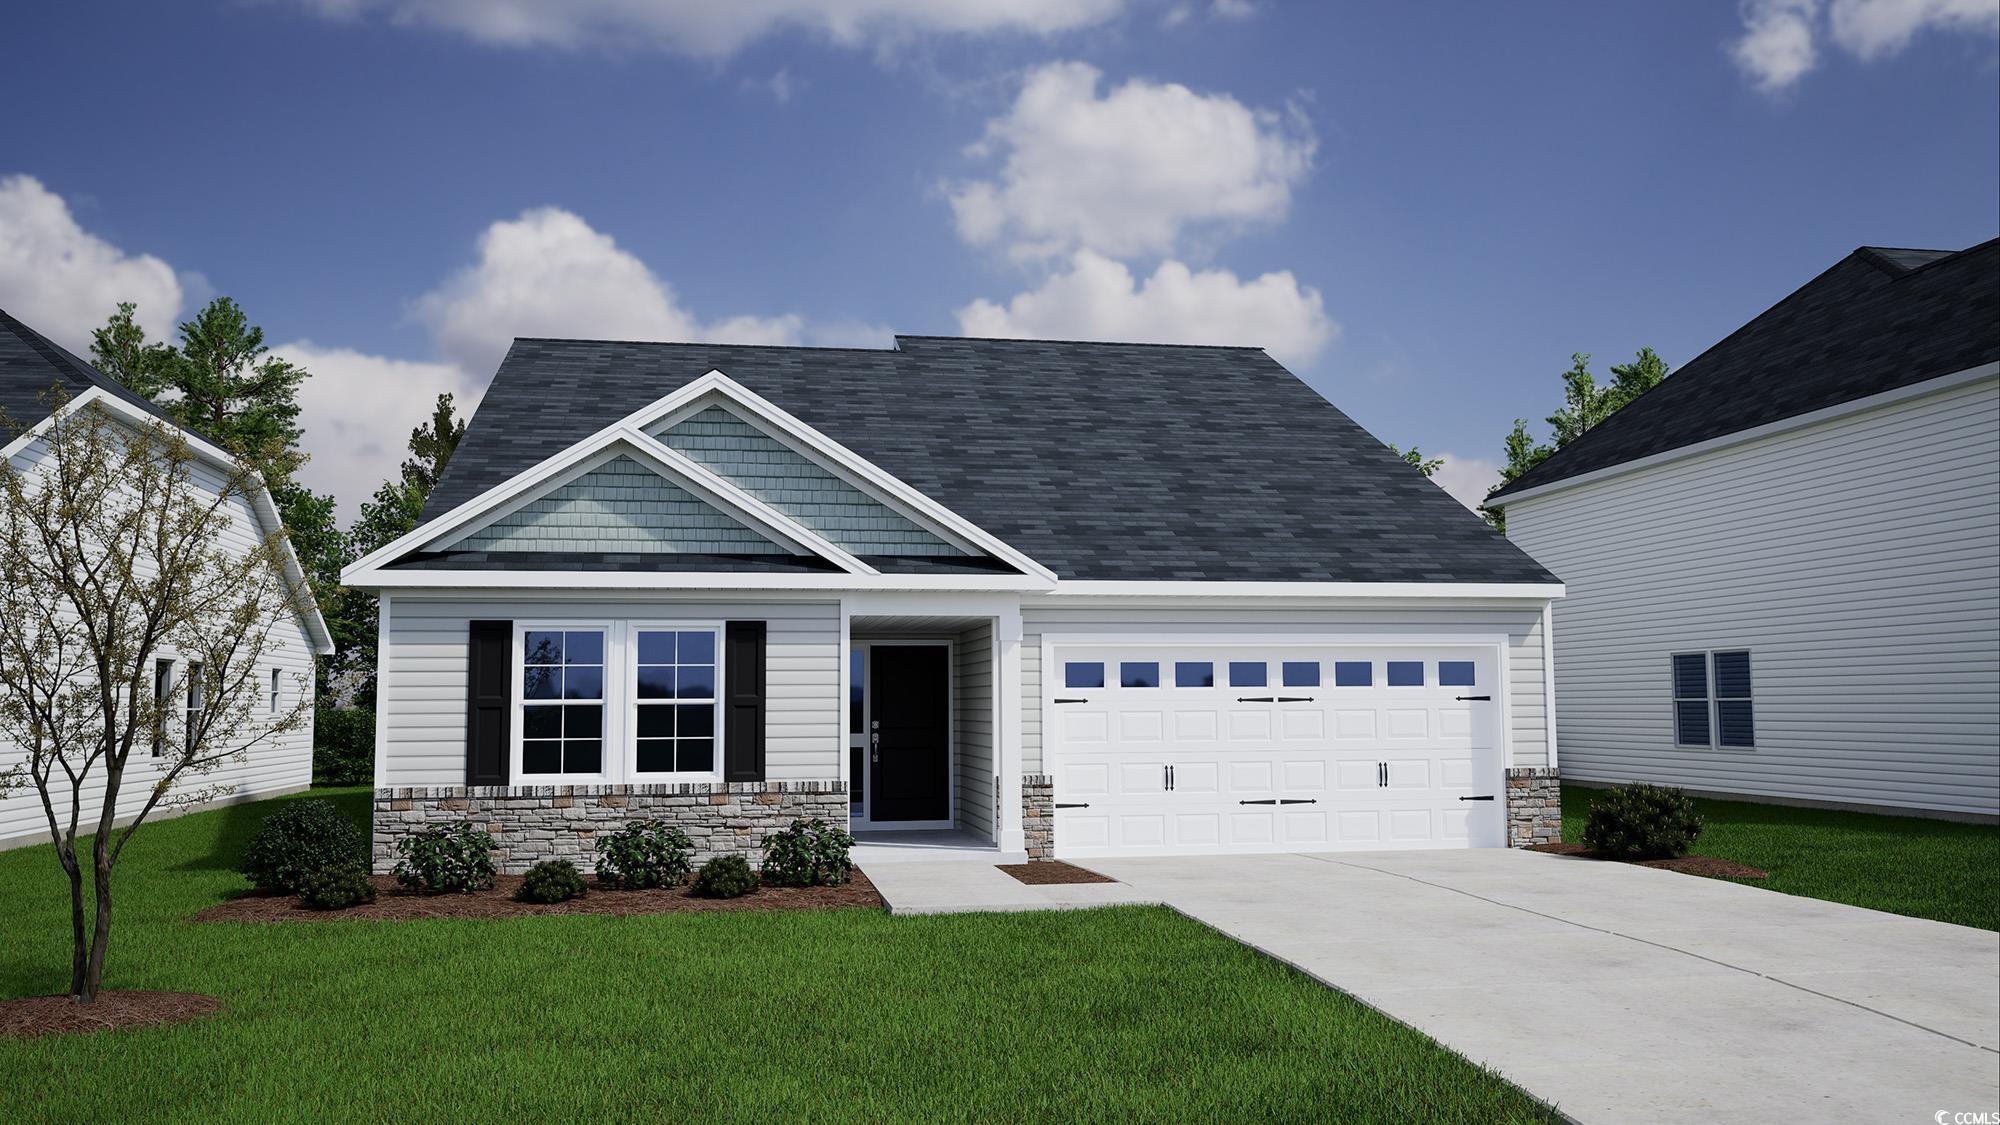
top-left (3, 0), bottom-right (1995, 516)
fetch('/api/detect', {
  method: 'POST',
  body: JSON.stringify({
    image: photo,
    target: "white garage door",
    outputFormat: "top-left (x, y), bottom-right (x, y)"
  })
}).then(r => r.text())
top-left (1048, 642), bottom-right (1506, 857)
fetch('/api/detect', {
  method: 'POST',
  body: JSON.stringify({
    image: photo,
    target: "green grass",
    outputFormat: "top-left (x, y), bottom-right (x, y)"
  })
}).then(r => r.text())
top-left (0, 789), bottom-right (1550, 1123)
top-left (1562, 786), bottom-right (2000, 930)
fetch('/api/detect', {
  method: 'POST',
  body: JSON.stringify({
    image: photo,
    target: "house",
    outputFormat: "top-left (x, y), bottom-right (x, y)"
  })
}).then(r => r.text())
top-left (0, 308), bottom-right (334, 850)
top-left (343, 336), bottom-right (1566, 870)
top-left (1489, 240), bottom-right (1999, 821)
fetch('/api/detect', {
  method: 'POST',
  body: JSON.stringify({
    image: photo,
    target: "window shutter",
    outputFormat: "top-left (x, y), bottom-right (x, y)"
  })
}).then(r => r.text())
top-left (724, 620), bottom-right (767, 782)
top-left (466, 620), bottom-right (512, 785)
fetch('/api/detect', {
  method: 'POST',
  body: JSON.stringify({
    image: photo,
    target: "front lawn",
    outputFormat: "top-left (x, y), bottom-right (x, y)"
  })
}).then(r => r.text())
top-left (0, 788), bottom-right (1551, 1123)
top-left (1562, 786), bottom-right (2000, 930)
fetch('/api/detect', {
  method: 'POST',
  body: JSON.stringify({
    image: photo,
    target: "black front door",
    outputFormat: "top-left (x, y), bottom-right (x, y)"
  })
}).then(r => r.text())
top-left (869, 644), bottom-right (950, 822)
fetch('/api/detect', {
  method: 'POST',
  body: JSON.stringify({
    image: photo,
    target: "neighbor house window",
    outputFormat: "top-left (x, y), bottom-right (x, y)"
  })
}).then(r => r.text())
top-left (634, 629), bottom-right (719, 775)
top-left (1675, 650), bottom-right (1754, 749)
top-left (270, 668), bottom-right (281, 715)
top-left (153, 659), bottom-right (173, 757)
top-left (185, 661), bottom-right (204, 752)
top-left (522, 630), bottom-right (605, 776)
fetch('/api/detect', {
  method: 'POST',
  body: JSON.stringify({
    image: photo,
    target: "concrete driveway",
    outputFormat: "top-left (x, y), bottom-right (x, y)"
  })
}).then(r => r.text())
top-left (1082, 849), bottom-right (2000, 1124)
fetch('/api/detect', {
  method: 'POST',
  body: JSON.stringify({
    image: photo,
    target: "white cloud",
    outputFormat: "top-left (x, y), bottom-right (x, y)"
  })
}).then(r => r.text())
top-left (1430, 453), bottom-right (1502, 513)
top-left (1731, 0), bottom-right (1997, 91)
top-left (294, 0), bottom-right (1126, 57)
top-left (946, 61), bottom-right (1315, 262)
top-left (0, 174), bottom-right (182, 354)
top-left (278, 343), bottom-right (480, 520)
top-left (955, 250), bottom-right (1334, 368)
top-left (412, 206), bottom-right (806, 378)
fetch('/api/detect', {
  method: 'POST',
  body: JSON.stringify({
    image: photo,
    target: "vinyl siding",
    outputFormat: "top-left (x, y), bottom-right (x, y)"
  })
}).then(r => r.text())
top-left (453, 455), bottom-right (790, 555)
top-left (1505, 373), bottom-right (2000, 816)
top-left (657, 406), bottom-right (966, 556)
top-left (1017, 601), bottom-right (1549, 773)
top-left (378, 596), bottom-right (841, 786)
top-left (1, 430), bottom-right (317, 850)
top-left (955, 621), bottom-right (996, 838)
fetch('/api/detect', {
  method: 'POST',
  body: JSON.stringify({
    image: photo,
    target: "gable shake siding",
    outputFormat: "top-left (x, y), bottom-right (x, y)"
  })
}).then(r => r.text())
top-left (1016, 602), bottom-right (1550, 774)
top-left (656, 406), bottom-right (966, 556)
top-left (377, 597), bottom-right (841, 787)
top-left (1505, 374), bottom-right (2000, 817)
top-left (453, 455), bottom-right (790, 555)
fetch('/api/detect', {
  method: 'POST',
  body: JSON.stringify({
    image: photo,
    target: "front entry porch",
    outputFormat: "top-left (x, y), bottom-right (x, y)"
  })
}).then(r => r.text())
top-left (847, 615), bottom-right (1004, 844)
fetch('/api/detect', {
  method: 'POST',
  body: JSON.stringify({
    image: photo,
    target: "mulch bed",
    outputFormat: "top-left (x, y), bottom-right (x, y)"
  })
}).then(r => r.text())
top-left (1, 991), bottom-right (221, 1039)
top-left (1527, 841), bottom-right (1768, 879)
top-left (192, 870), bottom-right (882, 923)
top-left (997, 861), bottom-right (1117, 885)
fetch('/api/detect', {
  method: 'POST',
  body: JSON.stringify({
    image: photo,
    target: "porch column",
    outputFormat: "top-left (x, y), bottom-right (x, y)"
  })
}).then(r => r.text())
top-left (996, 606), bottom-right (1026, 853)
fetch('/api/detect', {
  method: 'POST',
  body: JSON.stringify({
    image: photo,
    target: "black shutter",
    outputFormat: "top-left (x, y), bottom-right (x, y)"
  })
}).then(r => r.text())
top-left (724, 620), bottom-right (767, 782)
top-left (466, 620), bottom-right (512, 785)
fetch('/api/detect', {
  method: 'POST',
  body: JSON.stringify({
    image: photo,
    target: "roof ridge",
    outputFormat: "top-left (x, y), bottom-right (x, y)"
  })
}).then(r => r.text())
top-left (509, 336), bottom-right (900, 354)
top-left (894, 334), bottom-right (1266, 352)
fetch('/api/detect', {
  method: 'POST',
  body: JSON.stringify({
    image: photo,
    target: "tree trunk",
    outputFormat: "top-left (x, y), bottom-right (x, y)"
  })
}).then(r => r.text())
top-left (62, 843), bottom-right (87, 1003)
top-left (82, 841), bottom-right (113, 1004)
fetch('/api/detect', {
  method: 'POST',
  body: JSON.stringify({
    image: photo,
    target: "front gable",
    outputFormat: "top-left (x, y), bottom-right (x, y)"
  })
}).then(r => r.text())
top-left (447, 453), bottom-right (793, 556)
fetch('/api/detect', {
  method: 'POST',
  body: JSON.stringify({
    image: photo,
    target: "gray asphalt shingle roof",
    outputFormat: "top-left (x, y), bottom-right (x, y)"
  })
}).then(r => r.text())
top-left (1491, 238), bottom-right (2000, 501)
top-left (0, 307), bottom-right (178, 433)
top-left (421, 335), bottom-right (1555, 584)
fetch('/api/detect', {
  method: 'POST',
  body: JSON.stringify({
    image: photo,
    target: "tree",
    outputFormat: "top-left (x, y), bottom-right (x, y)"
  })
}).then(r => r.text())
top-left (1387, 443), bottom-right (1443, 478)
top-left (1484, 348), bottom-right (1670, 530)
top-left (0, 392), bottom-right (312, 1004)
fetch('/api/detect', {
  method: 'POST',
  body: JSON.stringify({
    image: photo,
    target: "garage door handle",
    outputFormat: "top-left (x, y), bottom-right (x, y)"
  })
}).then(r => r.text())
top-left (1455, 695), bottom-right (1491, 701)
top-left (1276, 696), bottom-right (1315, 703)
top-left (1238, 799), bottom-right (1278, 805)
top-left (1055, 802), bottom-right (1090, 809)
top-left (1236, 696), bottom-right (1275, 703)
top-left (1458, 795), bottom-right (1495, 801)
top-left (1277, 798), bottom-right (1317, 805)
top-left (1054, 697), bottom-right (1088, 704)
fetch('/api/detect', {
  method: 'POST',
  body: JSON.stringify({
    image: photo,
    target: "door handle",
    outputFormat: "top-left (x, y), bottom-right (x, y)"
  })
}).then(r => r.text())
top-left (1239, 799), bottom-right (1278, 805)
top-left (871, 730), bottom-right (879, 764)
top-left (1455, 695), bottom-right (1491, 701)
top-left (1055, 802), bottom-right (1090, 809)
top-left (1378, 762), bottom-right (1387, 787)
top-left (1277, 798), bottom-right (1317, 805)
top-left (1275, 696), bottom-right (1315, 703)
top-left (1235, 696), bottom-right (1276, 703)
top-left (1054, 697), bottom-right (1088, 704)
top-left (1458, 795), bottom-right (1495, 802)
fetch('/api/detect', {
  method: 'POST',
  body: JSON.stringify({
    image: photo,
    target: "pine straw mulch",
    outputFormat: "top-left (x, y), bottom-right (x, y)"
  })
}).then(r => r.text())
top-left (996, 861), bottom-right (1117, 885)
top-left (1526, 841), bottom-right (1769, 880)
top-left (0, 991), bottom-right (221, 1039)
top-left (192, 870), bottom-right (882, 923)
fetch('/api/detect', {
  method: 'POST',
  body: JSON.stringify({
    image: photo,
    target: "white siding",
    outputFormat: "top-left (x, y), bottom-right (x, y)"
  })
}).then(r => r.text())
top-left (1018, 600), bottom-right (1549, 773)
top-left (0, 430), bottom-right (318, 851)
top-left (1505, 374), bottom-right (2000, 817)
top-left (955, 621), bottom-right (996, 838)
top-left (380, 596), bottom-right (841, 786)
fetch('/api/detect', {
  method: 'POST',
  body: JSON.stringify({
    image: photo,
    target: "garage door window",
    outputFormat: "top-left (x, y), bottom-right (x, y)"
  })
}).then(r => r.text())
top-left (1387, 661), bottom-right (1424, 687)
top-left (1175, 661), bottom-right (1213, 687)
top-left (1281, 661), bottom-right (1319, 687)
top-left (1065, 662), bottom-right (1105, 689)
top-left (1438, 661), bottom-right (1475, 687)
top-left (1120, 662), bottom-right (1160, 688)
top-left (1228, 661), bottom-right (1266, 687)
top-left (1334, 661), bottom-right (1372, 687)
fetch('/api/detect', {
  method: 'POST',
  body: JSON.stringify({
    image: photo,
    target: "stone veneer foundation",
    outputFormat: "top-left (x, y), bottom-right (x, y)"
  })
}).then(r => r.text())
top-left (372, 781), bottom-right (847, 874)
top-left (1505, 767), bottom-right (1562, 847)
top-left (1021, 774), bottom-right (1054, 860)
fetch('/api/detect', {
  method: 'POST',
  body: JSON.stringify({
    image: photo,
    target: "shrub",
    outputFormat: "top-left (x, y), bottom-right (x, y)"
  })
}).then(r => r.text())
top-left (239, 799), bottom-right (367, 894)
top-left (594, 820), bottom-right (695, 889)
top-left (691, 855), bottom-right (757, 899)
top-left (760, 818), bottom-right (856, 887)
top-left (1583, 784), bottom-right (1704, 860)
top-left (299, 862), bottom-right (378, 910)
top-left (392, 823), bottom-right (497, 893)
top-left (311, 707), bottom-right (376, 786)
top-left (518, 859), bottom-right (589, 904)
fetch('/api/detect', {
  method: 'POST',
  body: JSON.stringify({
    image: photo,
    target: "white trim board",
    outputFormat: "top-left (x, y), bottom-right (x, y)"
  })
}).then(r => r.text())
top-left (1490, 362), bottom-right (2000, 509)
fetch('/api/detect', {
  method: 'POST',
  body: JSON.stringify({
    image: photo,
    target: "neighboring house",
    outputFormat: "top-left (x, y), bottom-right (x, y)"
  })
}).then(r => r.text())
top-left (1490, 240), bottom-right (1999, 822)
top-left (344, 336), bottom-right (1565, 870)
top-left (0, 309), bottom-right (334, 851)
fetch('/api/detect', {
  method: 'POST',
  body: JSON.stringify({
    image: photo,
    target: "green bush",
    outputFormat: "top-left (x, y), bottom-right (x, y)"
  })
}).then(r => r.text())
top-left (760, 818), bottom-right (855, 887)
top-left (691, 855), bottom-right (757, 899)
top-left (517, 859), bottom-right (588, 904)
top-left (299, 862), bottom-right (378, 910)
top-left (392, 823), bottom-right (497, 893)
top-left (239, 799), bottom-right (367, 894)
top-left (311, 706), bottom-right (375, 786)
top-left (594, 820), bottom-right (695, 889)
top-left (1584, 784), bottom-right (1704, 860)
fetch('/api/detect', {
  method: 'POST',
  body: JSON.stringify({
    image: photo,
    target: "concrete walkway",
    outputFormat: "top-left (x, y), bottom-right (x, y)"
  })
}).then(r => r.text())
top-left (1081, 849), bottom-right (2000, 1124)
top-left (852, 835), bottom-right (1161, 915)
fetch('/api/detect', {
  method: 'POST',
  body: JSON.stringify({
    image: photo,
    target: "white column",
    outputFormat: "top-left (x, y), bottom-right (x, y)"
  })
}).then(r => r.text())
top-left (996, 605), bottom-right (1025, 852)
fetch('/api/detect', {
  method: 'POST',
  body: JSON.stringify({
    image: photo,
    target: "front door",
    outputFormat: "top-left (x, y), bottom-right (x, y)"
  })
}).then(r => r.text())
top-left (869, 644), bottom-right (950, 822)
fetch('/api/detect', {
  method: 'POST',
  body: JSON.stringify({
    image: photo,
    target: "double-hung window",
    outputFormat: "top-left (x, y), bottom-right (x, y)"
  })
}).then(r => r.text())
top-left (152, 659), bottom-right (173, 758)
top-left (1673, 650), bottom-right (1754, 749)
top-left (185, 661), bottom-right (204, 753)
top-left (522, 630), bottom-right (605, 776)
top-left (633, 628), bottom-right (719, 777)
